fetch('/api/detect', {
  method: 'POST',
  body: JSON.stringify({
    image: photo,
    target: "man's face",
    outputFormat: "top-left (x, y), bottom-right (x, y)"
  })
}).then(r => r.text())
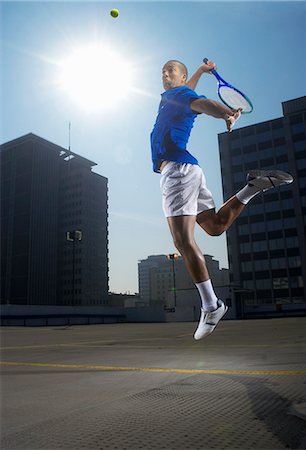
top-left (162, 62), bottom-right (186, 91)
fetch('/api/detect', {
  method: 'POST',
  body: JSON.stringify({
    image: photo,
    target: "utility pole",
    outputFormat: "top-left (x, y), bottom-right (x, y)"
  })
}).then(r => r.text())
top-left (66, 230), bottom-right (82, 306)
top-left (167, 253), bottom-right (179, 308)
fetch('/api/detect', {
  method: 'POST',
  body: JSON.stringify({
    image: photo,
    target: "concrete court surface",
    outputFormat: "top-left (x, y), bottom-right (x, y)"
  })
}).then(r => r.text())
top-left (1, 317), bottom-right (306, 450)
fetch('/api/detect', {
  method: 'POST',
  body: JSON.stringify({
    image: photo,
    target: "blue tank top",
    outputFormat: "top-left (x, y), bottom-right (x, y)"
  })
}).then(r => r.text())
top-left (150, 86), bottom-right (206, 173)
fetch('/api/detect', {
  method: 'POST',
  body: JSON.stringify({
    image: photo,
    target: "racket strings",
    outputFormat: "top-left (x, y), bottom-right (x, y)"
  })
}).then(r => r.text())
top-left (219, 86), bottom-right (253, 113)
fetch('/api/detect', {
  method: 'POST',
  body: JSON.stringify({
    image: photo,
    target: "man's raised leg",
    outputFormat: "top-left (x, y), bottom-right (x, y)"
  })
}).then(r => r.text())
top-left (197, 169), bottom-right (294, 236)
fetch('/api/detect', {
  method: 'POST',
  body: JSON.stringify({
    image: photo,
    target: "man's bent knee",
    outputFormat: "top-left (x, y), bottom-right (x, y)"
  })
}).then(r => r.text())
top-left (199, 222), bottom-right (226, 236)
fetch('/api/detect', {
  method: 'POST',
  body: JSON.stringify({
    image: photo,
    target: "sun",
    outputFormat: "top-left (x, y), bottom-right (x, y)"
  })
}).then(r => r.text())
top-left (57, 43), bottom-right (135, 112)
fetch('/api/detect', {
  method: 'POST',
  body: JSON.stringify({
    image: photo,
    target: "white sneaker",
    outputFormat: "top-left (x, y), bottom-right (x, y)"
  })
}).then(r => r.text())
top-left (247, 169), bottom-right (293, 192)
top-left (194, 300), bottom-right (228, 340)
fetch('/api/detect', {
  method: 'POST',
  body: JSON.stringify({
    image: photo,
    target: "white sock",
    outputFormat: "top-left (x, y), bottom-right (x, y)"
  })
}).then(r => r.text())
top-left (236, 184), bottom-right (261, 205)
top-left (195, 279), bottom-right (218, 312)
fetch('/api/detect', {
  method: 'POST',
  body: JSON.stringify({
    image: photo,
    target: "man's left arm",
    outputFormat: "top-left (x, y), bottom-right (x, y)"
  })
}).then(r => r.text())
top-left (186, 60), bottom-right (216, 90)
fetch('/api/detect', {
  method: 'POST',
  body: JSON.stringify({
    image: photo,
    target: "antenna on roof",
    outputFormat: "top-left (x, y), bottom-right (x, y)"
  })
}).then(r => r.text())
top-left (69, 121), bottom-right (71, 152)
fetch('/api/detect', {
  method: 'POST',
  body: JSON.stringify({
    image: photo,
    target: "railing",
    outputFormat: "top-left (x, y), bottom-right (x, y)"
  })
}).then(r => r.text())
top-left (0, 313), bottom-right (126, 327)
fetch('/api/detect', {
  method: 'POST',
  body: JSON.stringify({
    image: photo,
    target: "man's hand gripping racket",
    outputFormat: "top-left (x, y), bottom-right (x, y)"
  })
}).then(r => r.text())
top-left (225, 109), bottom-right (242, 133)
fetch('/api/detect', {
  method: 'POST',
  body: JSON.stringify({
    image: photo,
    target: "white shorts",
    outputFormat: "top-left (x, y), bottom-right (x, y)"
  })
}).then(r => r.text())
top-left (160, 162), bottom-right (215, 217)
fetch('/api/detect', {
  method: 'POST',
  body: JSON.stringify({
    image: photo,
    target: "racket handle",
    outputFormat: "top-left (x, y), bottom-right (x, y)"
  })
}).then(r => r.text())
top-left (203, 58), bottom-right (216, 75)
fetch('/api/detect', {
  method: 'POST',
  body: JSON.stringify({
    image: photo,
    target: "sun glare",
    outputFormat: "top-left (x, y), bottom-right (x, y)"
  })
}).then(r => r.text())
top-left (57, 44), bottom-right (135, 112)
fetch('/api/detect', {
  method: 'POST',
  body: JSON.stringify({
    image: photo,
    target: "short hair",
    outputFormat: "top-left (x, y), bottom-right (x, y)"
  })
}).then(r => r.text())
top-left (165, 60), bottom-right (188, 78)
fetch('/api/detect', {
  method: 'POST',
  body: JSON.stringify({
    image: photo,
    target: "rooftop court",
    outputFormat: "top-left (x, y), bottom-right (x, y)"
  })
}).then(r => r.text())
top-left (1, 317), bottom-right (306, 449)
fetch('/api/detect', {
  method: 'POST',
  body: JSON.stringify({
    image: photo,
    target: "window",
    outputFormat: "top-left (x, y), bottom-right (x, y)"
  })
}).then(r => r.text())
top-left (243, 151), bottom-right (258, 162)
top-left (241, 127), bottom-right (255, 137)
top-left (272, 119), bottom-right (283, 130)
top-left (254, 260), bottom-right (269, 270)
top-left (240, 242), bottom-right (251, 253)
top-left (260, 158), bottom-right (275, 169)
top-left (289, 114), bottom-right (303, 125)
top-left (290, 276), bottom-right (304, 288)
top-left (283, 217), bottom-right (297, 228)
top-left (274, 137), bottom-right (286, 146)
top-left (250, 214), bottom-right (264, 223)
top-left (285, 229), bottom-right (298, 238)
top-left (267, 220), bottom-right (282, 231)
top-left (241, 252), bottom-right (252, 261)
top-left (270, 249), bottom-right (285, 258)
top-left (249, 203), bottom-right (265, 215)
top-left (269, 238), bottom-right (284, 250)
top-left (231, 147), bottom-right (242, 155)
top-left (294, 140), bottom-right (306, 152)
top-left (241, 272), bottom-right (253, 280)
top-left (270, 258), bottom-right (287, 269)
top-left (250, 222), bottom-right (266, 233)
top-left (245, 161), bottom-right (259, 170)
top-left (255, 271), bottom-right (270, 279)
top-left (232, 164), bottom-right (243, 173)
top-left (258, 140), bottom-right (273, 150)
top-left (281, 199), bottom-right (294, 210)
top-left (253, 250), bottom-right (268, 259)
top-left (253, 240), bottom-right (268, 251)
top-left (293, 132), bottom-right (305, 142)
top-left (238, 224), bottom-right (249, 235)
top-left (266, 211), bottom-right (281, 220)
top-left (296, 158), bottom-right (306, 170)
top-left (241, 261), bottom-right (252, 272)
top-left (264, 192), bottom-right (279, 202)
top-left (233, 172), bottom-right (245, 183)
top-left (231, 155), bottom-right (242, 165)
top-left (283, 209), bottom-right (295, 218)
top-left (291, 123), bottom-right (305, 135)
top-left (253, 232), bottom-right (267, 241)
top-left (260, 148), bottom-right (275, 159)
top-left (273, 277), bottom-right (289, 289)
top-left (288, 256), bottom-right (301, 268)
top-left (265, 202), bottom-right (281, 212)
top-left (256, 123), bottom-right (270, 133)
top-left (257, 133), bottom-right (272, 144)
top-left (230, 131), bottom-right (241, 142)
top-left (256, 289), bottom-right (273, 300)
top-left (255, 278), bottom-right (271, 289)
top-left (276, 162), bottom-right (289, 172)
top-left (243, 144), bottom-right (257, 154)
top-left (243, 280), bottom-right (255, 290)
top-left (275, 145), bottom-right (287, 156)
top-left (281, 190), bottom-right (293, 200)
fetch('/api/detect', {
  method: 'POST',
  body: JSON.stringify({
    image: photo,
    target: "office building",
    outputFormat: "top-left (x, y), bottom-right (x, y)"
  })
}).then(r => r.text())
top-left (138, 254), bottom-right (229, 309)
top-left (218, 96), bottom-right (306, 317)
top-left (1, 133), bottom-right (108, 306)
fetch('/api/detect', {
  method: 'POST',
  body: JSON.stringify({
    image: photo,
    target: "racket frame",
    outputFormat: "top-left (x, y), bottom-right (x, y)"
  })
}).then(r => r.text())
top-left (203, 58), bottom-right (253, 114)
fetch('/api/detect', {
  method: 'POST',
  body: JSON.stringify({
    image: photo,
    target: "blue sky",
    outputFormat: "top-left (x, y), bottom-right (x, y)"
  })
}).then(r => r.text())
top-left (1, 1), bottom-right (305, 294)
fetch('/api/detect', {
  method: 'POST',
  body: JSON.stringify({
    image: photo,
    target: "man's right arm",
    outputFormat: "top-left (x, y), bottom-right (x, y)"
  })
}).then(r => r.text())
top-left (191, 98), bottom-right (242, 132)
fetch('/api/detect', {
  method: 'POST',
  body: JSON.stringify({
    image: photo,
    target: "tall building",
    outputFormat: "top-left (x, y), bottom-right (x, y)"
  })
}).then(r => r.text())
top-left (218, 96), bottom-right (306, 317)
top-left (138, 254), bottom-right (229, 308)
top-left (1, 133), bottom-right (108, 306)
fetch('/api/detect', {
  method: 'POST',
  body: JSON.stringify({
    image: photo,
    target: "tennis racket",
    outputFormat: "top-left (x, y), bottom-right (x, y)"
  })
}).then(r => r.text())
top-left (203, 58), bottom-right (253, 114)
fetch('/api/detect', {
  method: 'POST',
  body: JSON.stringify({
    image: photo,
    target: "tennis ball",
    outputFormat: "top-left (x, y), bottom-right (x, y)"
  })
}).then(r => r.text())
top-left (110, 9), bottom-right (119, 18)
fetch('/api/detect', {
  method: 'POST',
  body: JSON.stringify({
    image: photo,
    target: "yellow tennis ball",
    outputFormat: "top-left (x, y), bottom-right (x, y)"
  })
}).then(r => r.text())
top-left (110, 9), bottom-right (119, 18)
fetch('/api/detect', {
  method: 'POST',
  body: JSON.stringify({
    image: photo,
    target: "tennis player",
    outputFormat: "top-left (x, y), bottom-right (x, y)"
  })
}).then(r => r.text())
top-left (151, 59), bottom-right (293, 340)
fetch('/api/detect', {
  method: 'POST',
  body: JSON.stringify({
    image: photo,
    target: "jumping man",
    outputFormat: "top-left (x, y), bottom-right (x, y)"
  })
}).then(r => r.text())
top-left (150, 59), bottom-right (293, 340)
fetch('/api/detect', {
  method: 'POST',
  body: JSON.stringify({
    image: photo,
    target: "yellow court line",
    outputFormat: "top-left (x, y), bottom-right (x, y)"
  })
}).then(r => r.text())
top-left (1, 361), bottom-right (306, 376)
top-left (1, 342), bottom-right (303, 350)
